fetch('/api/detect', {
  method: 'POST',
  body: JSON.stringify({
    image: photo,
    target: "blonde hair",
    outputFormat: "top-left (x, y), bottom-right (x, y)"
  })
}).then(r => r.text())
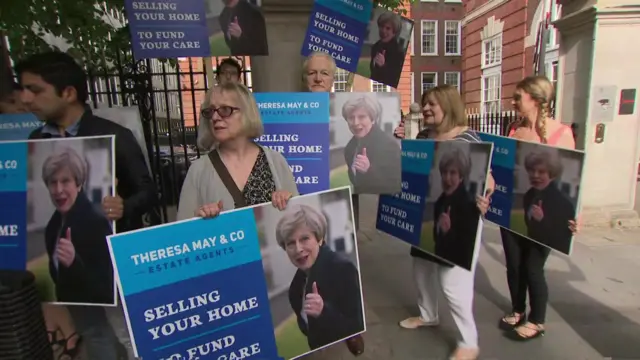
top-left (275, 204), bottom-right (327, 249)
top-left (421, 84), bottom-right (467, 132)
top-left (42, 147), bottom-right (88, 187)
top-left (341, 94), bottom-right (383, 127)
top-left (197, 82), bottom-right (264, 150)
top-left (377, 11), bottom-right (402, 36)
top-left (516, 76), bottom-right (555, 143)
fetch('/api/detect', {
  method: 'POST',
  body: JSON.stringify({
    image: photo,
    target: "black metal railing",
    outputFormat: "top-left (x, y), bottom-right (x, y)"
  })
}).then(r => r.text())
top-left (467, 111), bottom-right (519, 136)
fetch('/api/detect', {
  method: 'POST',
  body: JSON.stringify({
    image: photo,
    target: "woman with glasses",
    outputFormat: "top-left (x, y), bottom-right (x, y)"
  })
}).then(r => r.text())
top-left (177, 82), bottom-right (298, 221)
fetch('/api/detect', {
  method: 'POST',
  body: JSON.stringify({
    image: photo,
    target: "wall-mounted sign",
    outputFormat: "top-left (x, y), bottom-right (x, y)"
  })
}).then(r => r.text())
top-left (590, 85), bottom-right (617, 123)
top-left (618, 89), bottom-right (637, 115)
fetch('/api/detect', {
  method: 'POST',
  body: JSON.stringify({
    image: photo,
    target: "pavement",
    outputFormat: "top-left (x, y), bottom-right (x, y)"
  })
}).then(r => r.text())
top-left (101, 194), bottom-right (640, 360)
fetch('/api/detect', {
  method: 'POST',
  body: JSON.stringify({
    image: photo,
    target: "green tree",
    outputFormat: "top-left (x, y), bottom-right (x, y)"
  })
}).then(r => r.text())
top-left (0, 0), bottom-right (413, 71)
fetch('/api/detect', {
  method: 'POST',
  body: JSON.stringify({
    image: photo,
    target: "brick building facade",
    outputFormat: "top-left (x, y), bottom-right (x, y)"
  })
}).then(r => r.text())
top-left (410, 0), bottom-right (465, 104)
top-left (461, 0), bottom-right (561, 113)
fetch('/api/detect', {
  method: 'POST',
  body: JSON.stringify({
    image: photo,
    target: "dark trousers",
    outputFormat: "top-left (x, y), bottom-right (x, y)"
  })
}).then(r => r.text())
top-left (352, 195), bottom-right (359, 232)
top-left (500, 228), bottom-right (551, 325)
top-left (67, 306), bottom-right (123, 359)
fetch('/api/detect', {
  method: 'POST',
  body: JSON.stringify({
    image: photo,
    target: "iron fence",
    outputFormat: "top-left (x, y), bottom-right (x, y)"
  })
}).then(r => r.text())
top-left (467, 111), bottom-right (519, 136)
top-left (81, 54), bottom-right (253, 223)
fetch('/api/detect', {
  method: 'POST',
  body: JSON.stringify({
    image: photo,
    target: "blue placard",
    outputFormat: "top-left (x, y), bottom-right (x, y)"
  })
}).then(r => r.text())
top-left (301, 0), bottom-right (372, 72)
top-left (254, 92), bottom-right (330, 195)
top-left (376, 139), bottom-right (493, 270)
top-left (0, 113), bottom-right (41, 141)
top-left (125, 0), bottom-right (211, 60)
top-left (0, 142), bottom-right (29, 270)
top-left (477, 133), bottom-right (517, 225)
top-left (108, 210), bottom-right (278, 360)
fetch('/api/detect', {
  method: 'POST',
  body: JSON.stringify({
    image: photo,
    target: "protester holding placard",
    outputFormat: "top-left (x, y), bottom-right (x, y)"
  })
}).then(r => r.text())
top-left (18, 51), bottom-right (156, 360)
top-left (177, 82), bottom-right (298, 220)
top-left (369, 11), bottom-right (404, 88)
top-left (302, 52), bottom-right (366, 356)
top-left (499, 76), bottom-right (578, 341)
top-left (276, 204), bottom-right (365, 351)
top-left (393, 85), bottom-right (493, 360)
top-left (342, 94), bottom-right (401, 194)
top-left (219, 0), bottom-right (269, 56)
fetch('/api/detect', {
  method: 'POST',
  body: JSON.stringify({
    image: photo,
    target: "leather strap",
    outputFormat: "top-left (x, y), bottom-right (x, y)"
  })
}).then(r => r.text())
top-left (207, 150), bottom-right (247, 208)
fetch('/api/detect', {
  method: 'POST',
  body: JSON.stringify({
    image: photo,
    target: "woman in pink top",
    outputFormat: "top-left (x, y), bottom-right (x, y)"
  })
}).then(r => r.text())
top-left (499, 76), bottom-right (578, 340)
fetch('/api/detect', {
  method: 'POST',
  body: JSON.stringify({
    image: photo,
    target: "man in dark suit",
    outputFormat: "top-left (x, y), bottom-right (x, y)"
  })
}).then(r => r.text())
top-left (219, 0), bottom-right (269, 56)
top-left (17, 51), bottom-right (157, 360)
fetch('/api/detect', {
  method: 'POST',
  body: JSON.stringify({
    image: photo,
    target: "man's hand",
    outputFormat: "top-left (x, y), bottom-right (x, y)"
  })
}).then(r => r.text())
top-left (103, 178), bottom-right (124, 220)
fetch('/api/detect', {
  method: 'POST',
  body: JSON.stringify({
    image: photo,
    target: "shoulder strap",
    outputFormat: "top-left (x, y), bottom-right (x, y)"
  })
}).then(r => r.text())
top-left (547, 125), bottom-right (569, 145)
top-left (207, 150), bottom-right (247, 208)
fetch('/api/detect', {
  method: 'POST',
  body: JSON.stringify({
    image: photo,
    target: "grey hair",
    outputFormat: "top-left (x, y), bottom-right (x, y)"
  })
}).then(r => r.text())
top-left (275, 204), bottom-right (327, 249)
top-left (302, 52), bottom-right (337, 81)
top-left (197, 82), bottom-right (264, 150)
top-left (341, 94), bottom-right (383, 126)
top-left (42, 147), bottom-right (88, 187)
top-left (438, 147), bottom-right (471, 182)
top-left (524, 149), bottom-right (563, 179)
top-left (377, 11), bottom-right (402, 36)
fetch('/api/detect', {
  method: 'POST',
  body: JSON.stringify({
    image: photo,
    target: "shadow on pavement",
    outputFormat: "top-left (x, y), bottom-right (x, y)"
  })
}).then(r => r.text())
top-left (481, 238), bottom-right (640, 359)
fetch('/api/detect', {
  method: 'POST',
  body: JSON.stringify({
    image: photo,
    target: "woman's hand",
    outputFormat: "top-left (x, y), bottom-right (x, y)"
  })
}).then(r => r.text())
top-left (394, 121), bottom-right (405, 139)
top-left (303, 282), bottom-right (324, 318)
top-left (530, 200), bottom-right (544, 221)
top-left (272, 190), bottom-right (293, 211)
top-left (476, 195), bottom-right (490, 216)
top-left (568, 215), bottom-right (581, 234)
top-left (196, 201), bottom-right (223, 219)
top-left (437, 207), bottom-right (451, 234)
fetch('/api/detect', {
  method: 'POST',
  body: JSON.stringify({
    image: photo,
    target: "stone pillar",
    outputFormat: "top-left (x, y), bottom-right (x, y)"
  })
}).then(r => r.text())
top-left (554, 2), bottom-right (640, 227)
top-left (250, 0), bottom-right (315, 92)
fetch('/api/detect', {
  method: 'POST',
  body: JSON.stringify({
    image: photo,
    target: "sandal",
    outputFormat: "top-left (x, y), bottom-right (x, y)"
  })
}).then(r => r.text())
top-left (499, 312), bottom-right (525, 330)
top-left (506, 322), bottom-right (545, 341)
top-left (47, 327), bottom-right (66, 348)
top-left (58, 332), bottom-right (83, 360)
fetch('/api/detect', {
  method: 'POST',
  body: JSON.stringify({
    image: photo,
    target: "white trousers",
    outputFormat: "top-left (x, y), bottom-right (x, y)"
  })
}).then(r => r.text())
top-left (412, 221), bottom-right (482, 348)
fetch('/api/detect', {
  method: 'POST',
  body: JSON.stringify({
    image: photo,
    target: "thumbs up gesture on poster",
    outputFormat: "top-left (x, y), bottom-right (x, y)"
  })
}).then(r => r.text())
top-left (56, 228), bottom-right (76, 268)
top-left (438, 206), bottom-right (452, 234)
top-left (228, 16), bottom-right (242, 38)
top-left (352, 147), bottom-right (370, 173)
top-left (374, 50), bottom-right (386, 67)
top-left (304, 282), bottom-right (324, 318)
top-left (530, 200), bottom-right (544, 221)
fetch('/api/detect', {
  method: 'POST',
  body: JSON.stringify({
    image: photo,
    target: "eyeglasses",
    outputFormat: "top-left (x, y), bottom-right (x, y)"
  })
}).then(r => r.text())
top-left (201, 106), bottom-right (239, 119)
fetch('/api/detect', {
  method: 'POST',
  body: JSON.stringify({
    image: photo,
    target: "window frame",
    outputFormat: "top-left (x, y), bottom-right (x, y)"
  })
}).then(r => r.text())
top-left (444, 71), bottom-right (461, 90)
top-left (421, 72), bottom-right (438, 93)
top-left (420, 20), bottom-right (438, 56)
top-left (444, 20), bottom-right (462, 56)
top-left (481, 34), bottom-right (502, 69)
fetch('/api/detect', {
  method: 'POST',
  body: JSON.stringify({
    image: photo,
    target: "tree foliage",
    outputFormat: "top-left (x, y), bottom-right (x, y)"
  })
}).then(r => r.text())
top-left (0, 0), bottom-right (414, 71)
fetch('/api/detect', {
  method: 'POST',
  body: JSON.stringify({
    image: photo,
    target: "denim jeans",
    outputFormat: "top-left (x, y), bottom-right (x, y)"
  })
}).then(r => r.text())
top-left (67, 305), bottom-right (123, 359)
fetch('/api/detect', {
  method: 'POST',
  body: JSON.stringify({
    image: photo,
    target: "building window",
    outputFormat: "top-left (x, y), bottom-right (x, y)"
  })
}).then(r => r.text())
top-left (410, 28), bottom-right (414, 56)
top-left (481, 73), bottom-right (501, 115)
top-left (444, 21), bottom-right (461, 55)
top-left (371, 80), bottom-right (389, 92)
top-left (482, 35), bottom-right (502, 68)
top-left (421, 20), bottom-right (437, 56)
top-left (547, 4), bottom-right (561, 49)
top-left (444, 72), bottom-right (460, 90)
top-left (421, 72), bottom-right (437, 93)
top-left (333, 68), bottom-right (349, 92)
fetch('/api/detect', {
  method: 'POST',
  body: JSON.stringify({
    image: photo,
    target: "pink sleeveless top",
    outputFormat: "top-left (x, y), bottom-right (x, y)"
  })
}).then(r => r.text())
top-left (508, 124), bottom-right (569, 146)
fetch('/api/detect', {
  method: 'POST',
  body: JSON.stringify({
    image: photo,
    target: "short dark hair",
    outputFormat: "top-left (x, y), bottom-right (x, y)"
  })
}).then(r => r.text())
top-left (216, 58), bottom-right (242, 79)
top-left (0, 82), bottom-right (21, 102)
top-left (14, 52), bottom-right (88, 103)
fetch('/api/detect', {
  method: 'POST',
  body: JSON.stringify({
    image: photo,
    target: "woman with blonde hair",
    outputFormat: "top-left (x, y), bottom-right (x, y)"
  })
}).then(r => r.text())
top-left (394, 84), bottom-right (494, 360)
top-left (499, 75), bottom-right (578, 341)
top-left (177, 82), bottom-right (298, 220)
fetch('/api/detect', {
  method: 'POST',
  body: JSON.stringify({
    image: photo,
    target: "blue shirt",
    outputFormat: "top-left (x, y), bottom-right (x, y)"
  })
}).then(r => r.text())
top-left (40, 119), bottom-right (81, 137)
